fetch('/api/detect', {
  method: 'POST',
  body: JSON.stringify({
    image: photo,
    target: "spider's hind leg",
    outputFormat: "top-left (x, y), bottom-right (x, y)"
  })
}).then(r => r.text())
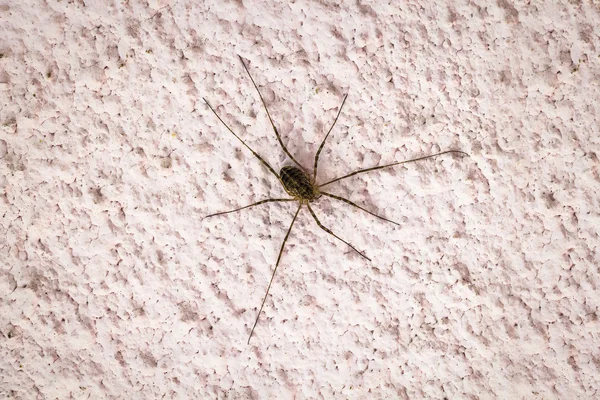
top-left (204, 198), bottom-right (295, 219)
top-left (248, 203), bottom-right (303, 344)
top-left (319, 191), bottom-right (400, 226)
top-left (306, 203), bottom-right (371, 261)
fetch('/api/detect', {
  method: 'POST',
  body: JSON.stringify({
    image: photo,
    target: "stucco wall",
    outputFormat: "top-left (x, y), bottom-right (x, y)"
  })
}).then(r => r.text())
top-left (1, 0), bottom-right (600, 398)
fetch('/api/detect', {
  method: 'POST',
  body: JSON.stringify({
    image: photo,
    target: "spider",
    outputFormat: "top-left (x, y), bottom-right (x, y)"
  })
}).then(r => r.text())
top-left (203, 56), bottom-right (468, 344)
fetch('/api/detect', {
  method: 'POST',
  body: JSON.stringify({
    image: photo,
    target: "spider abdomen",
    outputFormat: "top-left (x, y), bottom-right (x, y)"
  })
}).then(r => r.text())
top-left (280, 166), bottom-right (318, 201)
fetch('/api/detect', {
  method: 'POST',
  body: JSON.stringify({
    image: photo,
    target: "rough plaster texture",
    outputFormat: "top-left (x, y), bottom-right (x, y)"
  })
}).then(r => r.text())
top-left (1, 0), bottom-right (600, 398)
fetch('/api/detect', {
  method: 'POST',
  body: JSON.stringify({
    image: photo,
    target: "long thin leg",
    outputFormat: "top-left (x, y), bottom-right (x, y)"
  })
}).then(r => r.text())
top-left (248, 203), bottom-right (302, 344)
top-left (238, 55), bottom-right (305, 170)
top-left (306, 203), bottom-right (371, 261)
top-left (205, 198), bottom-right (295, 219)
top-left (318, 150), bottom-right (469, 188)
top-left (319, 192), bottom-right (400, 226)
top-left (312, 94), bottom-right (348, 183)
top-left (203, 98), bottom-right (281, 182)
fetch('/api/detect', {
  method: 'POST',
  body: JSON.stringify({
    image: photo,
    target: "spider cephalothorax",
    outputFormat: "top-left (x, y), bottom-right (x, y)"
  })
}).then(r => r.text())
top-left (203, 55), bottom-right (468, 344)
top-left (280, 166), bottom-right (320, 202)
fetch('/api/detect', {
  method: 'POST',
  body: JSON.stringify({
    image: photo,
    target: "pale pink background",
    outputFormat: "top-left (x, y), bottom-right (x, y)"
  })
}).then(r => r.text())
top-left (1, 0), bottom-right (600, 398)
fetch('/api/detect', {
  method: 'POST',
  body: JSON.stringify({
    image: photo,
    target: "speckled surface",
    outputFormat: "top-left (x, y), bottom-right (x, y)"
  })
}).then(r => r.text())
top-left (1, 0), bottom-right (600, 398)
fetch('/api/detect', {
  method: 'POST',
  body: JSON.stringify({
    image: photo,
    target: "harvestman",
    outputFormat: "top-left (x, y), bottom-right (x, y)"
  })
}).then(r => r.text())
top-left (203, 56), bottom-right (468, 343)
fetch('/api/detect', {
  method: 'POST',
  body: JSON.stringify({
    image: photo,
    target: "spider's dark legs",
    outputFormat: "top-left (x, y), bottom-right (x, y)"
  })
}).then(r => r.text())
top-left (318, 150), bottom-right (468, 188)
top-left (312, 94), bottom-right (348, 183)
top-left (204, 198), bottom-right (295, 219)
top-left (238, 55), bottom-right (305, 171)
top-left (306, 203), bottom-right (371, 261)
top-left (203, 98), bottom-right (282, 182)
top-left (319, 191), bottom-right (400, 226)
top-left (248, 203), bottom-right (302, 344)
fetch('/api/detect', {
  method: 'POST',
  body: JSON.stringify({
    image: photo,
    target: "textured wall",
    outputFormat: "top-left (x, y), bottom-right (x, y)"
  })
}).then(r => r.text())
top-left (1, 0), bottom-right (600, 398)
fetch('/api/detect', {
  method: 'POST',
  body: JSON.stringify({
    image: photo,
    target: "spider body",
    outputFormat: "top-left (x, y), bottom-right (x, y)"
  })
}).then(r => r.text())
top-left (280, 166), bottom-right (319, 202)
top-left (203, 55), bottom-right (468, 344)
